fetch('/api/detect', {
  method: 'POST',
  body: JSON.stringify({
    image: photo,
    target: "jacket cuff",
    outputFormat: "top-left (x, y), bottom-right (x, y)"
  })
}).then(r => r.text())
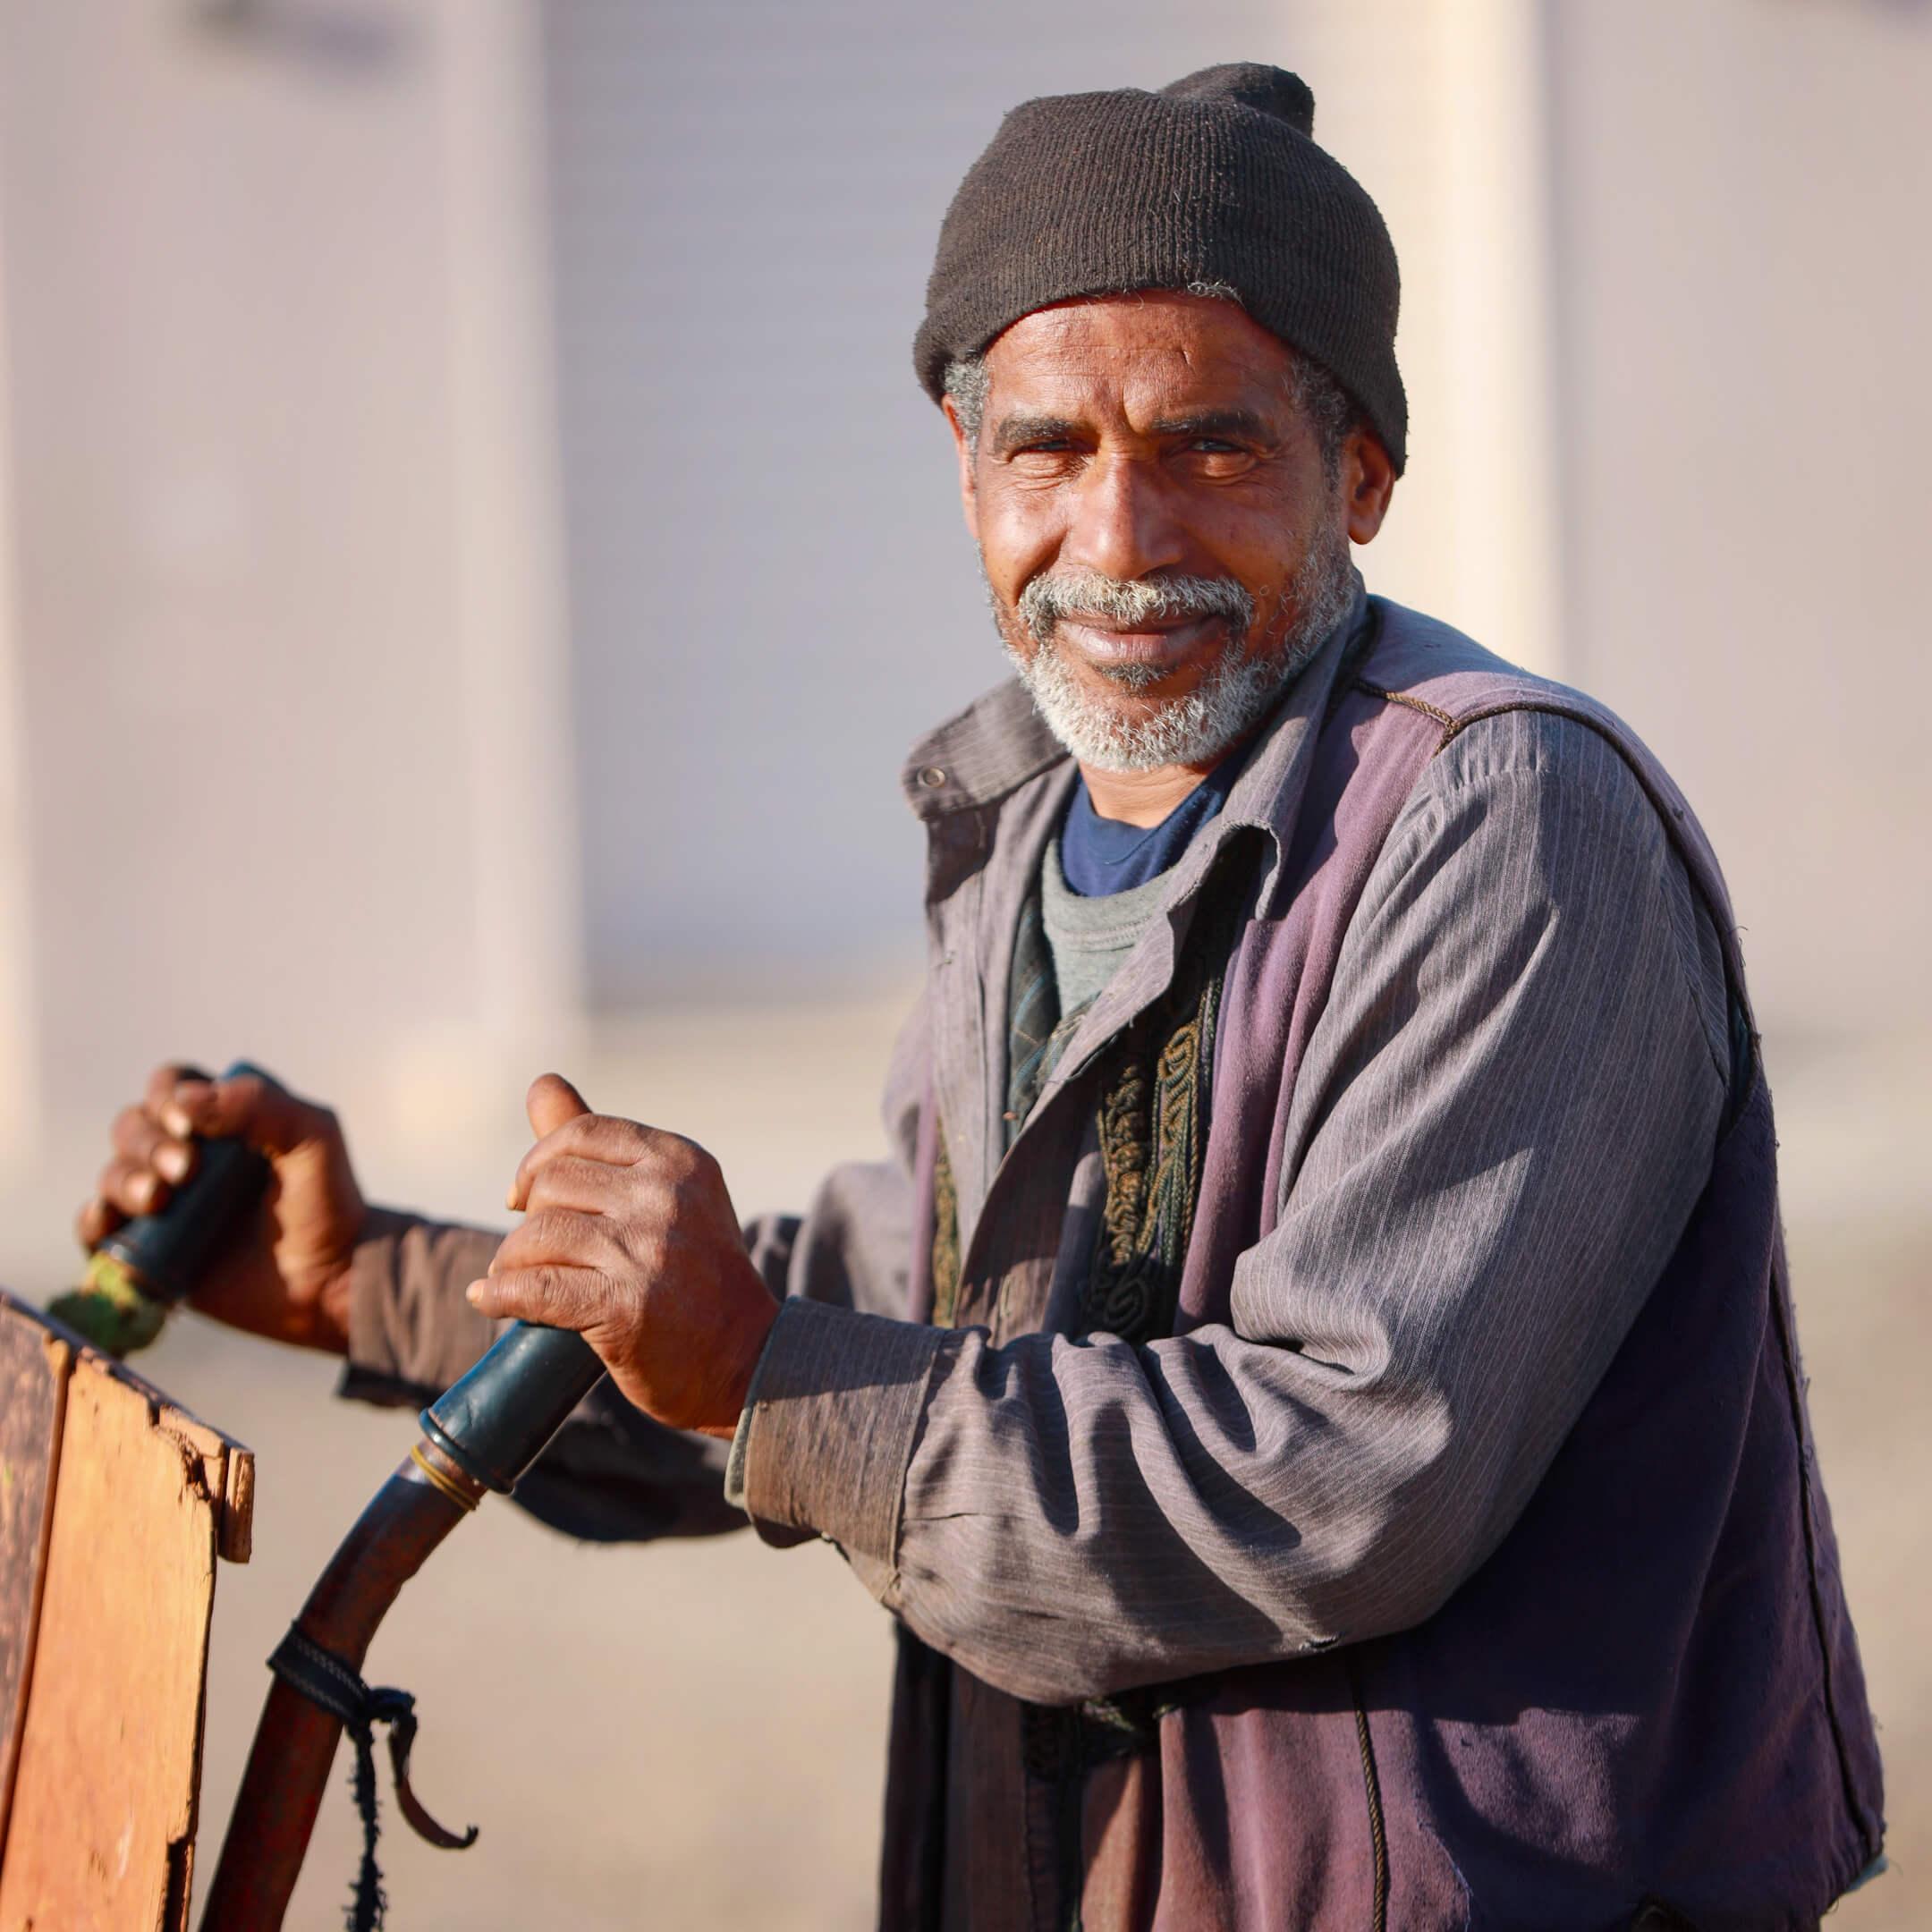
top-left (340, 1206), bottom-right (504, 1402)
top-left (735, 1296), bottom-right (949, 1576)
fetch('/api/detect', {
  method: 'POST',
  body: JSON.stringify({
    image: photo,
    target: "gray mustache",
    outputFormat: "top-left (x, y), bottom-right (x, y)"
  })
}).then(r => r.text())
top-left (1016, 568), bottom-right (1255, 640)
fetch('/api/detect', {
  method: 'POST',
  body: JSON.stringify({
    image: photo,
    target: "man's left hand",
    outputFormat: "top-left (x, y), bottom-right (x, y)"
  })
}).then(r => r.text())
top-left (467, 1073), bottom-right (778, 1440)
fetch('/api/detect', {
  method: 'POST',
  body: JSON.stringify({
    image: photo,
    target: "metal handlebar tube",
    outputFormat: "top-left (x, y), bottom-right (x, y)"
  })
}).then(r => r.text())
top-left (96, 1113), bottom-right (274, 1304)
top-left (199, 1324), bottom-right (606, 1929)
top-left (48, 1060), bottom-right (274, 1357)
top-left (419, 1320), bottom-right (609, 1493)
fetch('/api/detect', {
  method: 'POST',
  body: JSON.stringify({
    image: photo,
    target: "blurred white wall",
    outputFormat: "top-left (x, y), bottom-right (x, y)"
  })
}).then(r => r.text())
top-left (0, 0), bottom-right (579, 1174)
top-left (540, 0), bottom-right (1561, 1002)
top-left (0, 0), bottom-right (1921, 1189)
top-left (1544, 0), bottom-right (1932, 1038)
top-left (538, 0), bottom-right (1932, 1029)
top-left (0, 0), bottom-right (1566, 1177)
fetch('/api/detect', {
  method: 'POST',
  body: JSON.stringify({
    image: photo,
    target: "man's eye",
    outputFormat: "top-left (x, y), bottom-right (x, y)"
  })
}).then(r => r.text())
top-left (1189, 439), bottom-right (1241, 454)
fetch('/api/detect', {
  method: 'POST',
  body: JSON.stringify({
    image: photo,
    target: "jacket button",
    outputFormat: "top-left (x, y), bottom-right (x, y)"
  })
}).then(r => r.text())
top-left (919, 766), bottom-right (947, 790)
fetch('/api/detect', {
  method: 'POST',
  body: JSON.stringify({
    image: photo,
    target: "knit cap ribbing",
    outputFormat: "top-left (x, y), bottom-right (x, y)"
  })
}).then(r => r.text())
top-left (914, 63), bottom-right (1407, 473)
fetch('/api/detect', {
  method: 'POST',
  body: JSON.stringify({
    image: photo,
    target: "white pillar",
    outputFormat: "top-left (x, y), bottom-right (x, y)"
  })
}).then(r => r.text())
top-left (388, 0), bottom-right (586, 1144)
top-left (1257, 0), bottom-right (1563, 674)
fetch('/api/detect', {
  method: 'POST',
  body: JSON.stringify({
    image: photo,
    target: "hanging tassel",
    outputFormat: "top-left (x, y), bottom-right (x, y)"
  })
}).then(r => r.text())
top-left (267, 1623), bottom-right (479, 1929)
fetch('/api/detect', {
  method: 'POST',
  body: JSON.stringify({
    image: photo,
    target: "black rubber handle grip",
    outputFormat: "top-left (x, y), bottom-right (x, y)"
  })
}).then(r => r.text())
top-left (419, 1323), bottom-right (606, 1494)
top-left (97, 1058), bottom-right (275, 1303)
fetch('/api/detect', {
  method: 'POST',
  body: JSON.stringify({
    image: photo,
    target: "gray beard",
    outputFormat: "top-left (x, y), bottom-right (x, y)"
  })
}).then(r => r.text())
top-left (995, 525), bottom-right (1359, 773)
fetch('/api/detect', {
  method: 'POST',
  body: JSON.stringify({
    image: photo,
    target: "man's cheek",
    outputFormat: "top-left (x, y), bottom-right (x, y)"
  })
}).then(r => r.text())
top-left (987, 592), bottom-right (1039, 665)
top-left (982, 497), bottom-right (1061, 586)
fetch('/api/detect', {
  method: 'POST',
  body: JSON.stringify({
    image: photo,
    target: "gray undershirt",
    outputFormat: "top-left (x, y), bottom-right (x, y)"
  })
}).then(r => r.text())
top-left (1038, 835), bottom-right (1176, 1016)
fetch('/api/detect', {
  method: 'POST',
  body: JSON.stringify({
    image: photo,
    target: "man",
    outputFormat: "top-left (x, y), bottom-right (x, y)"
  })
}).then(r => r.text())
top-left (82, 64), bottom-right (1882, 1930)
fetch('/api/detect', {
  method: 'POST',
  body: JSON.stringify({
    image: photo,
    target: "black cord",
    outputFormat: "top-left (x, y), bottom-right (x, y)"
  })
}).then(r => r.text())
top-left (268, 1624), bottom-right (479, 1931)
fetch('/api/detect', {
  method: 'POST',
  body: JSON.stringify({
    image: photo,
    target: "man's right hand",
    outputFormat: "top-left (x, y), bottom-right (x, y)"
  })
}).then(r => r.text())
top-left (75, 1063), bottom-right (369, 1354)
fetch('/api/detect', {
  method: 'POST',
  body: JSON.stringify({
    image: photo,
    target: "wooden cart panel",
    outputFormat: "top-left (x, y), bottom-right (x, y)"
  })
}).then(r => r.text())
top-left (0, 1291), bottom-right (251, 1931)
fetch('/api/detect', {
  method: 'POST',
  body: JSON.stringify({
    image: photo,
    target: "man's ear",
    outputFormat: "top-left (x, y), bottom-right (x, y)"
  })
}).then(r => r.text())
top-left (1342, 428), bottom-right (1397, 546)
top-left (942, 395), bottom-right (981, 543)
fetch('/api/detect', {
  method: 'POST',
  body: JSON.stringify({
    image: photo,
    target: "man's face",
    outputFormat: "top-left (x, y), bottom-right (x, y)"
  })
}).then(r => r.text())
top-left (951, 291), bottom-right (1391, 772)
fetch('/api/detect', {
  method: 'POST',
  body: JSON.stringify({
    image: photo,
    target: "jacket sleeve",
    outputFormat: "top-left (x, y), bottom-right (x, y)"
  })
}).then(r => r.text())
top-left (337, 985), bottom-right (931, 1543)
top-left (732, 714), bottom-right (1734, 1702)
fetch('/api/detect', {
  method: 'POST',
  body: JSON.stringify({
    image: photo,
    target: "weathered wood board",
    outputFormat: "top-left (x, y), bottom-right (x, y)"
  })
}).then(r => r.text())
top-left (0, 1291), bottom-right (251, 1931)
top-left (0, 1306), bottom-right (69, 1865)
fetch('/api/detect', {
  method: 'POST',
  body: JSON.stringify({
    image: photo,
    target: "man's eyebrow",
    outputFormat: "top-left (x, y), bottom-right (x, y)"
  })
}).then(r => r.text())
top-left (990, 413), bottom-right (1082, 454)
top-left (1146, 407), bottom-right (1275, 442)
top-left (987, 406), bottom-right (1277, 453)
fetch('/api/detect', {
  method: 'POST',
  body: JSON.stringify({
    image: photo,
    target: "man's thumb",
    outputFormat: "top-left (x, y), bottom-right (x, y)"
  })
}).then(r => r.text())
top-left (526, 1072), bottom-right (591, 1138)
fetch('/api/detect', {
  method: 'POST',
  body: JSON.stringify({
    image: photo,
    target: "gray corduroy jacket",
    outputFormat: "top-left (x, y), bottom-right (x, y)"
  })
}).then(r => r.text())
top-left (344, 596), bottom-right (1883, 1930)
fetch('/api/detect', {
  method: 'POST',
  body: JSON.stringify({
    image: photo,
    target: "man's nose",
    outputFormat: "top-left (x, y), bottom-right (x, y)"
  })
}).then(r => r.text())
top-left (1061, 453), bottom-right (1188, 583)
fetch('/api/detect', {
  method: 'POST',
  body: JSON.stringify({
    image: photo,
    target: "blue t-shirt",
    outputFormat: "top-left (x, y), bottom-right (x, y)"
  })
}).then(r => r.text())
top-left (1058, 751), bottom-right (1244, 897)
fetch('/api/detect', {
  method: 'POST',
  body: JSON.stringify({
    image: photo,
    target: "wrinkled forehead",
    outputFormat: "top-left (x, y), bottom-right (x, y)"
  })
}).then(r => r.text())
top-left (979, 291), bottom-right (1300, 427)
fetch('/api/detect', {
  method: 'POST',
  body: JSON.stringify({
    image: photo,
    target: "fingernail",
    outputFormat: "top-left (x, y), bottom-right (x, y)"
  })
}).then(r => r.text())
top-left (162, 1106), bottom-right (192, 1139)
top-left (465, 1281), bottom-right (485, 1306)
top-left (156, 1145), bottom-right (191, 1183)
top-left (504, 1186), bottom-right (519, 1212)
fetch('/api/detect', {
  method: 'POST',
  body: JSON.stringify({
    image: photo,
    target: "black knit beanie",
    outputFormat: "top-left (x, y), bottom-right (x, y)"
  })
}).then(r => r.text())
top-left (914, 63), bottom-right (1407, 473)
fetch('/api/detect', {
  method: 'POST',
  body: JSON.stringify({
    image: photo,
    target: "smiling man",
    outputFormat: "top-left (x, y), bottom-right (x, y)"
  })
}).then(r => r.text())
top-left (965, 292), bottom-right (1374, 809)
top-left (84, 64), bottom-right (1883, 1931)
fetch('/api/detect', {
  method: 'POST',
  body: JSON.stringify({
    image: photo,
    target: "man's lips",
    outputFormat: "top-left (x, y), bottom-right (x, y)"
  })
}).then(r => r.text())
top-left (1052, 614), bottom-right (1233, 675)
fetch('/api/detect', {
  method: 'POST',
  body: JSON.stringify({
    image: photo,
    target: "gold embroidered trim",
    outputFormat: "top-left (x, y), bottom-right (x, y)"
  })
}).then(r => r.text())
top-left (1080, 884), bottom-right (1238, 1346)
top-left (927, 869), bottom-right (1244, 1348)
top-left (930, 1126), bottom-right (962, 1328)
